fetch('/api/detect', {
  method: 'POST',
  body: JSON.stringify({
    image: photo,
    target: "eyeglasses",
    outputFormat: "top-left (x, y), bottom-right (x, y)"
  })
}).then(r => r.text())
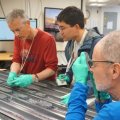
top-left (88, 59), bottom-right (114, 68)
top-left (58, 26), bottom-right (71, 31)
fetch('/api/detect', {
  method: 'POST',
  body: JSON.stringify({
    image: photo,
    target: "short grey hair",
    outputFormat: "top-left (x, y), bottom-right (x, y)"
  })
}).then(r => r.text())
top-left (101, 31), bottom-right (120, 62)
top-left (6, 9), bottom-right (29, 23)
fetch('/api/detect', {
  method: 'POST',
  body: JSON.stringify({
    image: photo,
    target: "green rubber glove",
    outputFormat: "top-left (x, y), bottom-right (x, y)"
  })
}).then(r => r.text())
top-left (89, 72), bottom-right (111, 100)
top-left (57, 74), bottom-right (70, 83)
top-left (11, 74), bottom-right (33, 87)
top-left (7, 72), bottom-right (17, 87)
top-left (60, 93), bottom-right (70, 105)
top-left (72, 52), bottom-right (88, 85)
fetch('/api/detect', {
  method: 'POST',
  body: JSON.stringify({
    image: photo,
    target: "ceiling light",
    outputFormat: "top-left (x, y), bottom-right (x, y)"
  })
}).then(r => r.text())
top-left (89, 3), bottom-right (106, 6)
top-left (89, 0), bottom-right (109, 2)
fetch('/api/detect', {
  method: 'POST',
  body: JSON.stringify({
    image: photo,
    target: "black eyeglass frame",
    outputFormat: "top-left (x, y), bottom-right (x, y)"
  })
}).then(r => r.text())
top-left (88, 59), bottom-right (114, 68)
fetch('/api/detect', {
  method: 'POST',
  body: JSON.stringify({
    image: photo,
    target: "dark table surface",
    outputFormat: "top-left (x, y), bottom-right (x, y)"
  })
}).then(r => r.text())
top-left (0, 71), bottom-right (96, 120)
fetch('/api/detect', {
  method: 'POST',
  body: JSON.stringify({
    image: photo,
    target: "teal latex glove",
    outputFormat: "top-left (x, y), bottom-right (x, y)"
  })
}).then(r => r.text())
top-left (7, 72), bottom-right (17, 87)
top-left (72, 52), bottom-right (88, 85)
top-left (12, 74), bottom-right (33, 87)
top-left (60, 93), bottom-right (70, 105)
top-left (57, 74), bottom-right (70, 83)
top-left (89, 72), bottom-right (111, 100)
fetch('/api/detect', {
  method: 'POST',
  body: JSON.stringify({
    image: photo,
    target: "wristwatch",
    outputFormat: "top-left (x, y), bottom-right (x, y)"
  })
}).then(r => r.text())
top-left (34, 74), bottom-right (39, 82)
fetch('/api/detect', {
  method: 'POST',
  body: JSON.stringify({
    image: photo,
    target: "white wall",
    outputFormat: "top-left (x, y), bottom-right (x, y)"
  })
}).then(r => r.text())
top-left (0, 0), bottom-right (85, 52)
top-left (85, 7), bottom-right (103, 33)
top-left (86, 6), bottom-right (120, 34)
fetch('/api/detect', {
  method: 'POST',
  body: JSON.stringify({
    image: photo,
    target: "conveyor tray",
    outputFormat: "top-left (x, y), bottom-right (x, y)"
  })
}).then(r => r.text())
top-left (0, 71), bottom-right (96, 120)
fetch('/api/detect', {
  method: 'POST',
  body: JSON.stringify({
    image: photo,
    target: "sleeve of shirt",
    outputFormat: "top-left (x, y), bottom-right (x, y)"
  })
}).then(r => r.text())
top-left (12, 37), bottom-right (22, 64)
top-left (66, 82), bottom-right (88, 120)
top-left (93, 105), bottom-right (112, 120)
top-left (66, 67), bottom-right (73, 84)
top-left (44, 36), bottom-right (58, 72)
top-left (95, 98), bottom-right (112, 113)
top-left (93, 101), bottom-right (120, 120)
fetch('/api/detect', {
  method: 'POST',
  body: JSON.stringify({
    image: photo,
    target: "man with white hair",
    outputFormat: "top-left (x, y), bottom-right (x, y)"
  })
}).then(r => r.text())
top-left (66, 30), bottom-right (120, 120)
top-left (6, 9), bottom-right (58, 87)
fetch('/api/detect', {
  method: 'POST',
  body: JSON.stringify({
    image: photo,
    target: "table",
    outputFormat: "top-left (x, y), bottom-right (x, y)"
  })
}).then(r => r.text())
top-left (0, 71), bottom-right (96, 120)
top-left (0, 52), bottom-right (13, 61)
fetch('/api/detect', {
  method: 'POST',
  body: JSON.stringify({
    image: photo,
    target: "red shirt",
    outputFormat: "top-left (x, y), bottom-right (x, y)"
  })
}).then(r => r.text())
top-left (12, 29), bottom-right (58, 80)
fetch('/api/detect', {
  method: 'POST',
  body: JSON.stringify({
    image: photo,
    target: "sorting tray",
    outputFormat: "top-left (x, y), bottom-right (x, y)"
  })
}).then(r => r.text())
top-left (0, 71), bottom-right (96, 120)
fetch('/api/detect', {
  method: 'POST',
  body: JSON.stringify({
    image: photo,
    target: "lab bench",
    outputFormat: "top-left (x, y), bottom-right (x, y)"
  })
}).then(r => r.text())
top-left (0, 71), bottom-right (96, 120)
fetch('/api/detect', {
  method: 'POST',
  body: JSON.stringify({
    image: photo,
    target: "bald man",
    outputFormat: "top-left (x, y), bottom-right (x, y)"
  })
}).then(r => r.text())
top-left (66, 30), bottom-right (120, 120)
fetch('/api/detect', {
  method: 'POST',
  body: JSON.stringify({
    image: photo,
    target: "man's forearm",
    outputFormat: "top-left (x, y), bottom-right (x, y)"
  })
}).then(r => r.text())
top-left (32, 68), bottom-right (55, 81)
top-left (10, 62), bottom-right (21, 74)
top-left (66, 82), bottom-right (88, 120)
